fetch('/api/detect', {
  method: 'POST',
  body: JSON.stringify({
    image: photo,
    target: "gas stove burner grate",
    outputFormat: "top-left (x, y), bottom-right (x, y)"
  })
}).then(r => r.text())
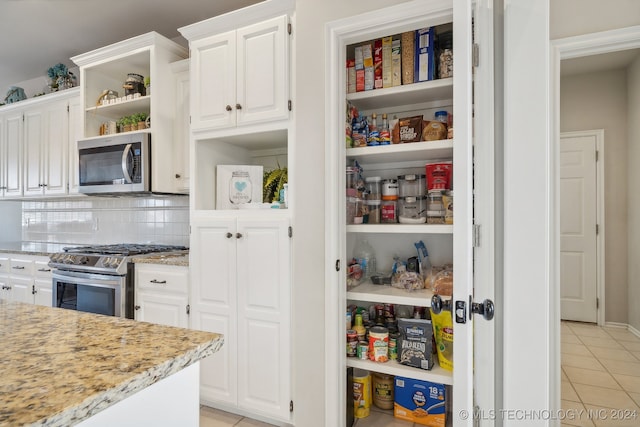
top-left (62, 244), bottom-right (188, 256)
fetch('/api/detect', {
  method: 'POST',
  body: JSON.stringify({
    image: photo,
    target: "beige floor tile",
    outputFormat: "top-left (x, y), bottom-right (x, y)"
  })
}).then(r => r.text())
top-left (620, 341), bottom-right (640, 352)
top-left (562, 400), bottom-right (595, 427)
top-left (564, 343), bottom-right (596, 357)
top-left (632, 352), bottom-right (640, 362)
top-left (588, 346), bottom-right (638, 362)
top-left (628, 392), bottom-right (640, 407)
top-left (200, 406), bottom-right (244, 427)
top-left (581, 336), bottom-right (624, 349)
top-left (563, 323), bottom-right (577, 335)
top-left (563, 334), bottom-right (585, 344)
top-left (564, 366), bottom-right (621, 390)
top-left (563, 369), bottom-right (570, 381)
top-left (571, 325), bottom-right (612, 339)
top-left (599, 359), bottom-right (640, 377)
top-left (584, 404), bottom-right (640, 427)
top-left (612, 374), bottom-right (640, 393)
top-left (563, 353), bottom-right (606, 371)
top-left (563, 380), bottom-right (581, 401)
top-left (604, 329), bottom-right (640, 343)
top-left (573, 384), bottom-right (638, 410)
top-left (236, 418), bottom-right (278, 427)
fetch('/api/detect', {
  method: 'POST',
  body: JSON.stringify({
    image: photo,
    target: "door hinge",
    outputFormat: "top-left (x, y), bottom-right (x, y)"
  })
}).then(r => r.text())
top-left (290, 400), bottom-right (293, 412)
top-left (67, 105), bottom-right (69, 113)
top-left (596, 224), bottom-right (599, 235)
top-left (288, 226), bottom-right (292, 238)
top-left (335, 259), bottom-right (340, 271)
top-left (186, 304), bottom-right (190, 315)
top-left (596, 150), bottom-right (599, 161)
top-left (288, 100), bottom-right (292, 111)
top-left (473, 43), bottom-right (480, 67)
top-left (287, 23), bottom-right (292, 35)
top-left (31, 285), bottom-right (36, 295)
top-left (596, 298), bottom-right (599, 309)
top-left (473, 224), bottom-right (481, 247)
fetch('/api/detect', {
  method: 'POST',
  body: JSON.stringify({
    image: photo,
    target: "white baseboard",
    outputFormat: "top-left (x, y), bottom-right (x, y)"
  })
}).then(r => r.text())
top-left (604, 321), bottom-right (640, 338)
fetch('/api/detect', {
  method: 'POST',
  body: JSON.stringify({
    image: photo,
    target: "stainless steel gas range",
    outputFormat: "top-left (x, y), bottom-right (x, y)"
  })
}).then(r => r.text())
top-left (49, 244), bottom-right (187, 318)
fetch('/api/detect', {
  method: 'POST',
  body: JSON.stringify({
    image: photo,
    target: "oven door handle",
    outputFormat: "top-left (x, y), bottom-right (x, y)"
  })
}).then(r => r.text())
top-left (121, 143), bottom-right (133, 184)
top-left (52, 270), bottom-right (123, 289)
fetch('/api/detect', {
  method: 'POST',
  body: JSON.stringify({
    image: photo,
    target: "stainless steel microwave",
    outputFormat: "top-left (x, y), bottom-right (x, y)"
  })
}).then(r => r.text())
top-left (78, 133), bottom-right (150, 195)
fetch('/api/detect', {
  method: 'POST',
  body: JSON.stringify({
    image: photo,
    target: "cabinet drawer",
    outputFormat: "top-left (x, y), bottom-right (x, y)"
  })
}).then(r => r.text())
top-left (34, 261), bottom-right (53, 279)
top-left (136, 265), bottom-right (188, 294)
top-left (10, 259), bottom-right (34, 276)
top-left (0, 257), bottom-right (9, 274)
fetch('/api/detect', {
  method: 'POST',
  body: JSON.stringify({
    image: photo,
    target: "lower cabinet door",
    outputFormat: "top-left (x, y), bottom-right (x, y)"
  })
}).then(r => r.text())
top-left (135, 292), bottom-right (188, 328)
top-left (235, 217), bottom-right (291, 421)
top-left (10, 277), bottom-right (32, 304)
top-left (33, 279), bottom-right (53, 306)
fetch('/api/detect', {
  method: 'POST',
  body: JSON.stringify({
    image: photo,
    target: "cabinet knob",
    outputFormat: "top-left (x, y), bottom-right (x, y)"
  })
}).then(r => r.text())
top-left (226, 105), bottom-right (232, 112)
top-left (175, 174), bottom-right (181, 179)
top-left (236, 232), bottom-right (243, 239)
top-left (134, 305), bottom-right (141, 310)
top-left (235, 103), bottom-right (242, 110)
top-left (226, 232), bottom-right (233, 238)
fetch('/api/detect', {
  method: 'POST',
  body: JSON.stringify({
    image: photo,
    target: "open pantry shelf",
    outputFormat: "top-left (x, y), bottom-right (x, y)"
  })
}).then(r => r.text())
top-left (346, 77), bottom-right (453, 111)
top-left (347, 357), bottom-right (453, 386)
top-left (347, 281), bottom-right (436, 306)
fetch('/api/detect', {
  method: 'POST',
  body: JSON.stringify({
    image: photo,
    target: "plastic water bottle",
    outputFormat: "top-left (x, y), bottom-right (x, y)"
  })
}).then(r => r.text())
top-left (355, 239), bottom-right (377, 279)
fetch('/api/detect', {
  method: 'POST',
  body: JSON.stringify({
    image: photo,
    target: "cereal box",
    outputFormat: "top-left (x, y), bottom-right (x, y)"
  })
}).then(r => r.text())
top-left (394, 377), bottom-right (446, 427)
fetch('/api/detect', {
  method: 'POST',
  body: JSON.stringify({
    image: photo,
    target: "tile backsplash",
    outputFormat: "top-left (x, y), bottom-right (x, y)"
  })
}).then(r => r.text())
top-left (21, 196), bottom-right (189, 247)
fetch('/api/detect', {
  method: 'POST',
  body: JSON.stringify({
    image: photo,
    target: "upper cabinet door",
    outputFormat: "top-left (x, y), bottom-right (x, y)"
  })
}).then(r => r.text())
top-left (42, 99), bottom-right (69, 196)
top-left (3, 112), bottom-right (23, 198)
top-left (23, 109), bottom-right (44, 197)
top-left (236, 15), bottom-right (289, 127)
top-left (190, 31), bottom-right (237, 131)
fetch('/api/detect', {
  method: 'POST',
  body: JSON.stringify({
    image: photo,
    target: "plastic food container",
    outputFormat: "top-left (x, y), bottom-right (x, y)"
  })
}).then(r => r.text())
top-left (347, 197), bottom-right (364, 224)
top-left (398, 196), bottom-right (427, 223)
top-left (397, 174), bottom-right (426, 197)
top-left (381, 179), bottom-right (398, 200)
top-left (365, 199), bottom-right (381, 224)
top-left (365, 176), bottom-right (381, 200)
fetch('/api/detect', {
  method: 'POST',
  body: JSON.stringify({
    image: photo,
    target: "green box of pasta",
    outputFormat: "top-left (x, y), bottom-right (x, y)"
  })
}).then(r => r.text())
top-left (394, 376), bottom-right (445, 427)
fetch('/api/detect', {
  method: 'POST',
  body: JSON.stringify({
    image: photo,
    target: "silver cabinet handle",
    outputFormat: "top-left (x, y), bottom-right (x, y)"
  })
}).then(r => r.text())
top-left (12, 266), bottom-right (25, 270)
top-left (37, 268), bottom-right (51, 272)
top-left (150, 279), bottom-right (167, 284)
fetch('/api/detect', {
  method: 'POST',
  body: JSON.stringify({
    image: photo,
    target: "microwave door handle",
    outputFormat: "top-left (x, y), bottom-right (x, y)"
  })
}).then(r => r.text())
top-left (121, 144), bottom-right (133, 184)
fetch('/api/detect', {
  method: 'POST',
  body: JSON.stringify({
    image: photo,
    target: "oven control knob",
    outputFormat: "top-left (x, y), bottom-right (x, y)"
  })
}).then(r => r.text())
top-left (76, 256), bottom-right (88, 265)
top-left (64, 255), bottom-right (74, 264)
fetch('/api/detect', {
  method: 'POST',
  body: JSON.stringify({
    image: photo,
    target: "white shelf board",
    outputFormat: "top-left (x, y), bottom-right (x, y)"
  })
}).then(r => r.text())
top-left (347, 224), bottom-right (453, 234)
top-left (346, 357), bottom-right (453, 385)
top-left (347, 140), bottom-right (453, 165)
top-left (347, 282), bottom-right (435, 306)
top-left (346, 78), bottom-right (453, 111)
top-left (86, 95), bottom-right (150, 117)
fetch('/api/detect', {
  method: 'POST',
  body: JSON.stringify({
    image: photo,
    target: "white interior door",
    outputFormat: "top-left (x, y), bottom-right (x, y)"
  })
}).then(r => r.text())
top-left (560, 132), bottom-right (598, 323)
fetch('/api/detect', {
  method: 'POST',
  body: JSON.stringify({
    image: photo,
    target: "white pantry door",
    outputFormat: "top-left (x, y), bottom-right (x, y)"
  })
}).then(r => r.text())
top-left (559, 132), bottom-right (598, 323)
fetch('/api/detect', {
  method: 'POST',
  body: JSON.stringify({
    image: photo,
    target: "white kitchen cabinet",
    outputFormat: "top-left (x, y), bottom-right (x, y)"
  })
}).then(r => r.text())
top-left (190, 214), bottom-right (291, 422)
top-left (67, 94), bottom-right (82, 194)
top-left (170, 59), bottom-right (190, 193)
top-left (134, 263), bottom-right (189, 328)
top-left (23, 98), bottom-right (69, 196)
top-left (71, 32), bottom-right (188, 194)
top-left (187, 15), bottom-right (290, 133)
top-left (325, 1), bottom-right (481, 426)
top-left (0, 111), bottom-right (24, 198)
top-left (0, 255), bottom-right (52, 305)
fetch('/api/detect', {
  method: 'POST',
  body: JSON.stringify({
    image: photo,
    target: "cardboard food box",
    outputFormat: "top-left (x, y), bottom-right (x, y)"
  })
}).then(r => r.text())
top-left (394, 377), bottom-right (446, 427)
top-left (415, 27), bottom-right (435, 82)
top-left (216, 165), bottom-right (263, 210)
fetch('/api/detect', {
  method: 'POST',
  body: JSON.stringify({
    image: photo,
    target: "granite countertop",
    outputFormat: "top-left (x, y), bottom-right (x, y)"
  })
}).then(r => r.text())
top-left (0, 301), bottom-right (222, 427)
top-left (131, 251), bottom-right (189, 267)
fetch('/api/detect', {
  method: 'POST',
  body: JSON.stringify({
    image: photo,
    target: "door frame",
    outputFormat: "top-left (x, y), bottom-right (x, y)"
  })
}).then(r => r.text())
top-left (559, 129), bottom-right (605, 325)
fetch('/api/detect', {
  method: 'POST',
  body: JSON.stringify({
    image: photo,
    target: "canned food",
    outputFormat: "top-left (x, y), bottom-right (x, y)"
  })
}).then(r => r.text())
top-left (369, 326), bottom-right (389, 362)
top-left (357, 341), bottom-right (369, 360)
top-left (347, 330), bottom-right (358, 357)
top-left (389, 332), bottom-right (399, 361)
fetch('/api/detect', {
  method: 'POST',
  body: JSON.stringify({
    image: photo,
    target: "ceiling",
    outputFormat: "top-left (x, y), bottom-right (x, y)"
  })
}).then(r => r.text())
top-left (0, 0), bottom-right (262, 89)
top-left (1, 1), bottom-right (638, 90)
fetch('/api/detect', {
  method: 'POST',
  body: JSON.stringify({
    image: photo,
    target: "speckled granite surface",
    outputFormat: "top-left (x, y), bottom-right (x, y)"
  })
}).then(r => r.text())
top-left (131, 252), bottom-right (189, 267)
top-left (0, 242), bottom-right (68, 257)
top-left (0, 301), bottom-right (222, 427)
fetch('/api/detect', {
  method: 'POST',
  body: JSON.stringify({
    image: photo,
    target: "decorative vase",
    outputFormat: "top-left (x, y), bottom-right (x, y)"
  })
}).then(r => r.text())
top-left (48, 79), bottom-right (59, 92)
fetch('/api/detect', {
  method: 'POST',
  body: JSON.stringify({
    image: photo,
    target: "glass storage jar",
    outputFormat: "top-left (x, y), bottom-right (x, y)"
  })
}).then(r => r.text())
top-left (397, 174), bottom-right (426, 197)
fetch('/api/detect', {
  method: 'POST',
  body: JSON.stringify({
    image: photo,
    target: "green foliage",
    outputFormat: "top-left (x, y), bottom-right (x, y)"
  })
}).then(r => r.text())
top-left (263, 166), bottom-right (287, 203)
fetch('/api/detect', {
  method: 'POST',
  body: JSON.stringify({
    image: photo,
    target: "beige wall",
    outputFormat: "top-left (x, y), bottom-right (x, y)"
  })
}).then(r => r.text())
top-left (291, 0), bottom-right (410, 425)
top-left (560, 69), bottom-right (628, 324)
top-left (628, 55), bottom-right (640, 332)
